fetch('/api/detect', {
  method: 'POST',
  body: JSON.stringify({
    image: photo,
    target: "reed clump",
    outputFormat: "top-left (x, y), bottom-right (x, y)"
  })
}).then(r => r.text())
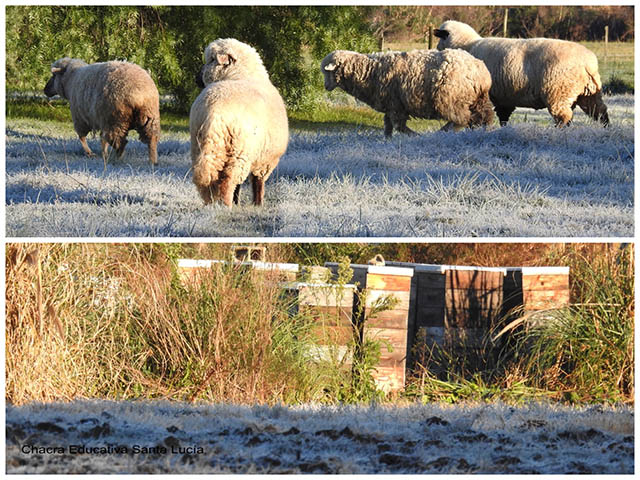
top-left (6, 244), bottom-right (334, 405)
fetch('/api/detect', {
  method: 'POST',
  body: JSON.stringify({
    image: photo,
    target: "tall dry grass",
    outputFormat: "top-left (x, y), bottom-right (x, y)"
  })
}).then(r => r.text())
top-left (5, 244), bottom-right (331, 405)
top-left (405, 244), bottom-right (635, 405)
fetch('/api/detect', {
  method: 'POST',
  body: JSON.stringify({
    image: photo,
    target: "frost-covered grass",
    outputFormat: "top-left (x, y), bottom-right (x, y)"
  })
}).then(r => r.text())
top-left (5, 94), bottom-right (633, 237)
top-left (6, 399), bottom-right (634, 474)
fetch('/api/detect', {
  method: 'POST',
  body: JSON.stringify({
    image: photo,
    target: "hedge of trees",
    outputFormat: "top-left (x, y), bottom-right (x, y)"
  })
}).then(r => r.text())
top-left (6, 6), bottom-right (377, 110)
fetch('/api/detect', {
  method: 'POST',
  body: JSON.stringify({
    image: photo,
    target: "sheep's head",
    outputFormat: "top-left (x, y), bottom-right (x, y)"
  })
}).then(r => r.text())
top-left (434, 20), bottom-right (481, 51)
top-left (44, 57), bottom-right (84, 99)
top-left (198, 38), bottom-right (269, 86)
top-left (320, 51), bottom-right (344, 91)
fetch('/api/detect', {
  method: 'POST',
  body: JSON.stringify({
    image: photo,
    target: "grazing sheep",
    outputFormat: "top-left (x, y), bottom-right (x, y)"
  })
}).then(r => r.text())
top-left (44, 58), bottom-right (160, 166)
top-left (320, 48), bottom-right (494, 137)
top-left (190, 38), bottom-right (288, 207)
top-left (434, 20), bottom-right (609, 127)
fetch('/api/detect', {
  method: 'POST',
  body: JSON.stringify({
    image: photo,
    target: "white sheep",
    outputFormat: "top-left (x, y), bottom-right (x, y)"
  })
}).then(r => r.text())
top-left (320, 48), bottom-right (494, 137)
top-left (44, 58), bottom-right (160, 166)
top-left (190, 38), bottom-right (288, 207)
top-left (435, 20), bottom-right (609, 127)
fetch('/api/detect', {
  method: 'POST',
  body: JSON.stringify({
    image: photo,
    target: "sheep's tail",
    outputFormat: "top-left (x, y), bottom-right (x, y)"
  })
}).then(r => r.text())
top-left (469, 91), bottom-right (495, 127)
top-left (191, 130), bottom-right (225, 188)
top-left (584, 68), bottom-right (603, 95)
top-left (134, 106), bottom-right (161, 143)
top-left (583, 53), bottom-right (603, 94)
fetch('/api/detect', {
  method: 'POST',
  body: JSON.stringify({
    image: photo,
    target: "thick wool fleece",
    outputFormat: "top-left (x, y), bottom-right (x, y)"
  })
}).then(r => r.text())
top-left (435, 20), bottom-right (609, 126)
top-left (190, 38), bottom-right (288, 207)
top-left (44, 58), bottom-right (160, 165)
top-left (321, 48), bottom-right (494, 136)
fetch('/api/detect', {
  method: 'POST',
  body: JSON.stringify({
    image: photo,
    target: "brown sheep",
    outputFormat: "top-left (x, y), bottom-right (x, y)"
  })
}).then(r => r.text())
top-left (44, 58), bottom-right (160, 166)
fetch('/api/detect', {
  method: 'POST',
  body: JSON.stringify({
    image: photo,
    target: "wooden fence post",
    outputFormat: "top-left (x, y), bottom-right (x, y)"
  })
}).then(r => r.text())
top-left (503, 8), bottom-right (509, 37)
top-left (428, 24), bottom-right (433, 49)
top-left (604, 25), bottom-right (609, 63)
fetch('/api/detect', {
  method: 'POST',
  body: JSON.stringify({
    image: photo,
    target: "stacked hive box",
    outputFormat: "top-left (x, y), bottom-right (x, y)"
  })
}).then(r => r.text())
top-left (282, 282), bottom-right (356, 365)
top-left (325, 263), bottom-right (414, 393)
top-left (504, 266), bottom-right (571, 318)
top-left (386, 262), bottom-right (570, 375)
top-left (176, 259), bottom-right (299, 285)
top-left (388, 264), bottom-right (506, 372)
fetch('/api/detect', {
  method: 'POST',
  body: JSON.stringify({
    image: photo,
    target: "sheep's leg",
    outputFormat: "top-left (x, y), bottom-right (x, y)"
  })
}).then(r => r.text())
top-left (233, 184), bottom-right (241, 205)
top-left (78, 136), bottom-right (96, 158)
top-left (100, 138), bottom-right (112, 167)
top-left (196, 185), bottom-right (215, 205)
top-left (548, 103), bottom-right (573, 127)
top-left (147, 135), bottom-right (158, 166)
top-left (495, 106), bottom-right (515, 126)
top-left (577, 93), bottom-right (609, 127)
top-left (383, 114), bottom-right (394, 138)
top-left (391, 113), bottom-right (417, 136)
top-left (251, 174), bottom-right (265, 206)
top-left (115, 137), bottom-right (128, 159)
top-left (217, 176), bottom-right (235, 208)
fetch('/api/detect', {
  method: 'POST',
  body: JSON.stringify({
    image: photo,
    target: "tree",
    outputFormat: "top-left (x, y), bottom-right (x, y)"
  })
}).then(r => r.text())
top-left (6, 6), bottom-right (377, 111)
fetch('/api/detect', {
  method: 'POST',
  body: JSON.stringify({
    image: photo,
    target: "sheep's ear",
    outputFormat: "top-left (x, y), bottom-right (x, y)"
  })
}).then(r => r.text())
top-left (216, 53), bottom-right (235, 66)
top-left (51, 66), bottom-right (66, 74)
top-left (324, 63), bottom-right (337, 72)
top-left (434, 29), bottom-right (449, 39)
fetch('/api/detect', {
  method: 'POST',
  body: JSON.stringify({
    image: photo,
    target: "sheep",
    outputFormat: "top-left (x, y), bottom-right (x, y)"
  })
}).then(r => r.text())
top-left (320, 48), bottom-right (494, 137)
top-left (190, 38), bottom-right (288, 207)
top-left (44, 58), bottom-right (160, 166)
top-left (434, 20), bottom-right (609, 127)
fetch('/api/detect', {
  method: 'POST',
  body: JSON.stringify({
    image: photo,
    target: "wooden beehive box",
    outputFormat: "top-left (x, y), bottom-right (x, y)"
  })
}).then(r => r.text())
top-left (282, 282), bottom-right (356, 365)
top-left (325, 263), bottom-right (413, 393)
top-left (395, 265), bottom-right (506, 369)
top-left (176, 259), bottom-right (299, 285)
top-left (504, 266), bottom-right (571, 314)
top-left (387, 262), bottom-right (571, 375)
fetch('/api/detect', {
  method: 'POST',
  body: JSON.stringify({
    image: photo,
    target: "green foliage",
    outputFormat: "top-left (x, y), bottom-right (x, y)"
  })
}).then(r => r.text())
top-left (603, 74), bottom-right (634, 95)
top-left (6, 6), bottom-right (376, 112)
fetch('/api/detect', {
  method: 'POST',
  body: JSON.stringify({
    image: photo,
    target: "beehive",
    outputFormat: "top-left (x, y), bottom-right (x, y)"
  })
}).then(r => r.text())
top-left (504, 266), bottom-right (571, 314)
top-left (176, 259), bottom-right (299, 285)
top-left (325, 263), bottom-right (413, 393)
top-left (386, 262), bottom-right (570, 376)
top-left (282, 282), bottom-right (356, 365)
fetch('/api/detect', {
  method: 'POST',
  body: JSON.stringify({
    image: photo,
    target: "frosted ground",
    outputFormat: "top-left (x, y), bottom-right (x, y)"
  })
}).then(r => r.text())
top-left (6, 399), bottom-right (633, 474)
top-left (5, 94), bottom-right (633, 237)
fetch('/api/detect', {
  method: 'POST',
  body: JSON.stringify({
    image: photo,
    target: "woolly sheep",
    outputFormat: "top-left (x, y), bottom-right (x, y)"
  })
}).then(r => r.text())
top-left (320, 48), bottom-right (494, 137)
top-left (44, 58), bottom-right (160, 166)
top-left (435, 20), bottom-right (609, 127)
top-left (190, 38), bottom-right (288, 207)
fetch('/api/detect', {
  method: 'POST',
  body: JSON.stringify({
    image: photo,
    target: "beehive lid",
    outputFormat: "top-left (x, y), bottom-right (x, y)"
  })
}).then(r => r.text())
top-left (177, 259), bottom-right (299, 272)
top-left (325, 263), bottom-right (414, 277)
top-left (414, 264), bottom-right (508, 274)
top-left (281, 282), bottom-right (356, 290)
top-left (505, 266), bottom-right (570, 275)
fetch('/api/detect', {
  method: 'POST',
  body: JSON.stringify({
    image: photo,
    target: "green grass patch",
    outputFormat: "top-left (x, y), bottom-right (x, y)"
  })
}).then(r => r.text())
top-left (7, 95), bottom-right (447, 135)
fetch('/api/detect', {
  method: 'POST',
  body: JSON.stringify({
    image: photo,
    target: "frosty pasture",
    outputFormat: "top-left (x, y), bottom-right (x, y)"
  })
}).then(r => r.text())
top-left (6, 399), bottom-right (633, 474)
top-left (5, 95), bottom-right (634, 237)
